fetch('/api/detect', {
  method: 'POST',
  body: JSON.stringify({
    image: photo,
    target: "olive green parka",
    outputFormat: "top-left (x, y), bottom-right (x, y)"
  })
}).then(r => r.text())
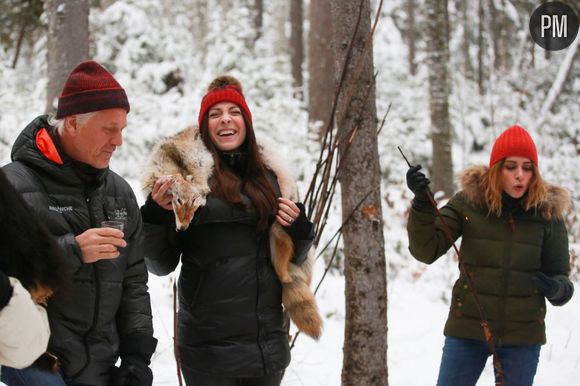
top-left (407, 166), bottom-right (572, 345)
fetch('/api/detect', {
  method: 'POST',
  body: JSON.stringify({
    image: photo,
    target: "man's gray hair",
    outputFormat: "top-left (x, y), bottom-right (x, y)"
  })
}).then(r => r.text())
top-left (48, 112), bottom-right (96, 135)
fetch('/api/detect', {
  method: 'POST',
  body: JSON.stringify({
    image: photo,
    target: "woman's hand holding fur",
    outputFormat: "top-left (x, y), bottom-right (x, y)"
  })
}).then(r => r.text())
top-left (151, 176), bottom-right (175, 211)
top-left (75, 228), bottom-right (127, 263)
top-left (276, 197), bottom-right (300, 227)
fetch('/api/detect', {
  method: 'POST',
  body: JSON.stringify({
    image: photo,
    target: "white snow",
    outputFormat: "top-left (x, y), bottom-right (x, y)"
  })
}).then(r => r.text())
top-left (1, 1), bottom-right (578, 384)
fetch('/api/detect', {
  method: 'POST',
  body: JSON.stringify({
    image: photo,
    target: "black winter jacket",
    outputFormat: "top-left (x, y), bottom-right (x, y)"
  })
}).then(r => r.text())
top-left (141, 187), bottom-right (314, 377)
top-left (2, 116), bottom-right (156, 385)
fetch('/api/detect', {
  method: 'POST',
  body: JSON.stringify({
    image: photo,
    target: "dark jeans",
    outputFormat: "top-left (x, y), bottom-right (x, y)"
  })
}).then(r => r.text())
top-left (0, 366), bottom-right (86, 386)
top-left (182, 367), bottom-right (283, 386)
top-left (436, 336), bottom-right (541, 386)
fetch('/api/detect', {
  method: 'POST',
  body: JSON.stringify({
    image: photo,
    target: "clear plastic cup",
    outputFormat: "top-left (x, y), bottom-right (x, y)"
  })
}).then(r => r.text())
top-left (100, 220), bottom-right (125, 231)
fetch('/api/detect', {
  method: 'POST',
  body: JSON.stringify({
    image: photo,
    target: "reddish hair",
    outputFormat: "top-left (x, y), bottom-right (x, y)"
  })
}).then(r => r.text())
top-left (482, 160), bottom-right (547, 217)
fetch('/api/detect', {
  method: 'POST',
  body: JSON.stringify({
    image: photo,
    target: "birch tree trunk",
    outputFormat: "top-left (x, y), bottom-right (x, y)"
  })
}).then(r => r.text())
top-left (426, 0), bottom-right (453, 196)
top-left (331, 1), bottom-right (388, 385)
top-left (45, 0), bottom-right (89, 115)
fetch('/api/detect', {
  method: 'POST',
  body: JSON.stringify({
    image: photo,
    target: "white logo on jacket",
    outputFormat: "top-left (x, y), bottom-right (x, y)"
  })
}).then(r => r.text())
top-left (113, 208), bottom-right (128, 220)
top-left (48, 205), bottom-right (73, 213)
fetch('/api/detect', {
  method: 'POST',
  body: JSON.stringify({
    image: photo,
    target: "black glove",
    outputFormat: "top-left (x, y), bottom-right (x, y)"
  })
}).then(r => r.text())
top-left (112, 333), bottom-right (157, 386)
top-left (532, 272), bottom-right (574, 306)
top-left (406, 165), bottom-right (432, 211)
top-left (112, 356), bottom-right (153, 386)
top-left (283, 203), bottom-right (313, 240)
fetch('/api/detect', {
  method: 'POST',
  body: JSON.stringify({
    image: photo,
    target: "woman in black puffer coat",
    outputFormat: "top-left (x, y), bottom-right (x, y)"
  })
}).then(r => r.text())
top-left (141, 76), bottom-right (316, 386)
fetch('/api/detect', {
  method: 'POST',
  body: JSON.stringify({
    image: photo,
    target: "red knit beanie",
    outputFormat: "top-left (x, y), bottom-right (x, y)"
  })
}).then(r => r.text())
top-left (489, 125), bottom-right (538, 167)
top-left (56, 60), bottom-right (130, 119)
top-left (198, 76), bottom-right (252, 127)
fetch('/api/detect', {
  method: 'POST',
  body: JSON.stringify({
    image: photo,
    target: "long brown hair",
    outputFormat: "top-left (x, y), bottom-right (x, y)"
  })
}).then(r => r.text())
top-left (200, 113), bottom-right (278, 230)
top-left (482, 159), bottom-right (548, 217)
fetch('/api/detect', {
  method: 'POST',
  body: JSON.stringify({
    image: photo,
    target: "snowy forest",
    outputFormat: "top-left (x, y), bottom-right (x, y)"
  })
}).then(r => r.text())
top-left (0, 0), bottom-right (578, 385)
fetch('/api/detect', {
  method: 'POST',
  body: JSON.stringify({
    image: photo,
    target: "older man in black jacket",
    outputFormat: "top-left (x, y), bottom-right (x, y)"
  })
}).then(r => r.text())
top-left (1, 61), bottom-right (157, 386)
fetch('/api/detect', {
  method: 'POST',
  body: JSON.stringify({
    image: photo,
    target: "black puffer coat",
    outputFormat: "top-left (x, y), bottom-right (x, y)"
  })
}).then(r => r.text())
top-left (142, 183), bottom-right (313, 378)
top-left (2, 116), bottom-right (156, 385)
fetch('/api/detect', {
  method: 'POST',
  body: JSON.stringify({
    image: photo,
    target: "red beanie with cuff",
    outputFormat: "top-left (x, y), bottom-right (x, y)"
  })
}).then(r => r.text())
top-left (489, 125), bottom-right (538, 167)
top-left (198, 78), bottom-right (252, 127)
top-left (56, 60), bottom-right (130, 119)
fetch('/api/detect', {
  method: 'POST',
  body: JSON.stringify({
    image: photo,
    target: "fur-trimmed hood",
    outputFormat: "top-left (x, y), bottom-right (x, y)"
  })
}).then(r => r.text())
top-left (458, 165), bottom-right (572, 220)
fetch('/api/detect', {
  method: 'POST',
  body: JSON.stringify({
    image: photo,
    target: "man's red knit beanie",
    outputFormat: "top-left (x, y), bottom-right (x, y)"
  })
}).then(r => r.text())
top-left (198, 76), bottom-right (252, 128)
top-left (489, 125), bottom-right (538, 167)
top-left (56, 60), bottom-right (130, 119)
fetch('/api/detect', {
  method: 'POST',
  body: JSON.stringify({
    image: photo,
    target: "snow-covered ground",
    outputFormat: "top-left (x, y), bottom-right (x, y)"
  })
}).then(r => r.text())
top-left (147, 256), bottom-right (580, 386)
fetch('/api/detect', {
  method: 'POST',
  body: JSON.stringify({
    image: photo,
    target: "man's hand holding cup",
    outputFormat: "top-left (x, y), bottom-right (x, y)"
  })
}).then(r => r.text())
top-left (75, 221), bottom-right (127, 263)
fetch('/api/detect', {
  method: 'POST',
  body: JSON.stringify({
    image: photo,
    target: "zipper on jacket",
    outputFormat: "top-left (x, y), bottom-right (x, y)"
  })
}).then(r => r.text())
top-left (70, 192), bottom-right (102, 381)
top-left (497, 213), bottom-right (514, 344)
top-left (255, 233), bottom-right (267, 373)
top-left (507, 213), bottom-right (515, 232)
top-left (71, 268), bottom-right (100, 380)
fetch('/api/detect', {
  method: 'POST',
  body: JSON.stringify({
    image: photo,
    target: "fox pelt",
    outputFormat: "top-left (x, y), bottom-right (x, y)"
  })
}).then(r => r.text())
top-left (141, 127), bottom-right (214, 229)
top-left (141, 126), bottom-right (322, 339)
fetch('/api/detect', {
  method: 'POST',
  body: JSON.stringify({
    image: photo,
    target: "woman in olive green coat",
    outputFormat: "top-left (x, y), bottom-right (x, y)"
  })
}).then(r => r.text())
top-left (406, 125), bottom-right (573, 386)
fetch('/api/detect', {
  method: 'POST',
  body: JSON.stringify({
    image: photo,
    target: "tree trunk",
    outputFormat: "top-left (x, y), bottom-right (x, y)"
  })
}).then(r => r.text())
top-left (290, 0), bottom-right (304, 99)
top-left (99, 0), bottom-right (117, 9)
top-left (254, 0), bottom-right (263, 41)
top-left (330, 1), bottom-right (388, 385)
top-left (407, 0), bottom-right (417, 75)
top-left (191, 0), bottom-right (208, 59)
top-left (443, 0), bottom-right (450, 63)
top-left (530, 34), bottom-right (535, 69)
top-left (11, 23), bottom-right (26, 69)
top-left (488, 0), bottom-right (497, 69)
top-left (426, 0), bottom-right (454, 196)
top-left (487, 0), bottom-right (506, 72)
top-left (461, 0), bottom-right (473, 78)
top-left (477, 0), bottom-right (485, 95)
top-left (308, 0), bottom-right (335, 140)
top-left (45, 0), bottom-right (89, 115)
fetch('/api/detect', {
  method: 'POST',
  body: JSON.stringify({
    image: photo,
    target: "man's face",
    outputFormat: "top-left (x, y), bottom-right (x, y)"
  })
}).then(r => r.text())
top-left (65, 108), bottom-right (127, 169)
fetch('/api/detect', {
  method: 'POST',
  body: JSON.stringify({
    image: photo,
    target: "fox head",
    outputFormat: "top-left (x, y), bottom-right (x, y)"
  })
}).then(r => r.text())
top-left (167, 175), bottom-right (206, 231)
top-left (172, 196), bottom-right (196, 230)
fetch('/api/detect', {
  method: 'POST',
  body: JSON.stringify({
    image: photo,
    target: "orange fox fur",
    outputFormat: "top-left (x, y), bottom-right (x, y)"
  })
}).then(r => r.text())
top-left (142, 128), bottom-right (213, 230)
top-left (142, 127), bottom-right (322, 339)
top-left (270, 223), bottom-right (321, 339)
